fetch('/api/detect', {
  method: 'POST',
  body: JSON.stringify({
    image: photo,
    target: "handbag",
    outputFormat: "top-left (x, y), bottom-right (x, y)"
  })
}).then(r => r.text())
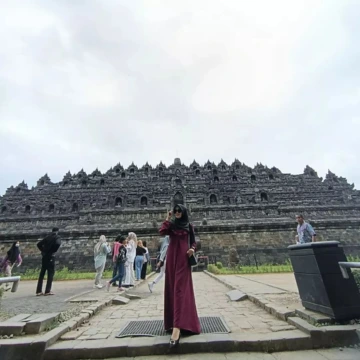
top-left (188, 233), bottom-right (198, 267)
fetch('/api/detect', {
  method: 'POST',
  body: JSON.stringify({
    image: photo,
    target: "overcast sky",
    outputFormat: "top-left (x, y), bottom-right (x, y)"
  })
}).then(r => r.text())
top-left (1, 0), bottom-right (359, 195)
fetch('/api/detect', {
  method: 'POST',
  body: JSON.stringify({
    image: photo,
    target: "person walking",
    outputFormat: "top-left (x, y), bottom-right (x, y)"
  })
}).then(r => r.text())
top-left (123, 232), bottom-right (137, 288)
top-left (111, 236), bottom-right (121, 287)
top-left (106, 235), bottom-right (127, 292)
top-left (295, 214), bottom-right (317, 244)
top-left (135, 240), bottom-right (146, 281)
top-left (94, 235), bottom-right (111, 289)
top-left (159, 204), bottom-right (200, 348)
top-left (148, 235), bottom-right (169, 293)
top-left (0, 241), bottom-right (22, 291)
top-left (36, 227), bottom-right (61, 296)
top-left (141, 240), bottom-right (150, 280)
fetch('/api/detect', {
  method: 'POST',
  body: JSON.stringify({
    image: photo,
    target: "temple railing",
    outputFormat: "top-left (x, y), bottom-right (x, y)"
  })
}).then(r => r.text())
top-left (0, 276), bottom-right (20, 292)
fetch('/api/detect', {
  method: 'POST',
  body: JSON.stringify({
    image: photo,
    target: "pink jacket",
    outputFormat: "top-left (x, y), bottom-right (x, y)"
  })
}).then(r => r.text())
top-left (112, 242), bottom-right (121, 262)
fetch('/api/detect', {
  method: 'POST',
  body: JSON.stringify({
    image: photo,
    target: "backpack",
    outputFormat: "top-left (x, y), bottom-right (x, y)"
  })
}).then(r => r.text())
top-left (116, 246), bottom-right (127, 264)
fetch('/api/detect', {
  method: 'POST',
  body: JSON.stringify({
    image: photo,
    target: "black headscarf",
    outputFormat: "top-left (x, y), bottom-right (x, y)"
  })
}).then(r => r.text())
top-left (170, 204), bottom-right (196, 246)
top-left (7, 242), bottom-right (20, 264)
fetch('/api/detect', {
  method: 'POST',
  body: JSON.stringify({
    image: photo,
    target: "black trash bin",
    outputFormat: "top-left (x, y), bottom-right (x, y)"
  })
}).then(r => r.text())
top-left (288, 241), bottom-right (360, 320)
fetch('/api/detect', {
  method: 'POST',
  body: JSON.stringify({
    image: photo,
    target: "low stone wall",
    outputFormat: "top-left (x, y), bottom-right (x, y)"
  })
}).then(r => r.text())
top-left (1, 219), bottom-right (360, 272)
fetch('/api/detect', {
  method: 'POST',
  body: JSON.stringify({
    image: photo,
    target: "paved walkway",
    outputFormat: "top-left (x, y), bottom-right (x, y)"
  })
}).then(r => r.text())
top-left (218, 273), bottom-right (301, 311)
top-left (0, 279), bottom-right (96, 317)
top-left (101, 348), bottom-right (360, 359)
top-left (62, 273), bottom-right (295, 341)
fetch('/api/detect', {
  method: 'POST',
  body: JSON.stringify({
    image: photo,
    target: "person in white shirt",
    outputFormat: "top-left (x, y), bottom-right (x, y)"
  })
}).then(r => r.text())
top-left (141, 241), bottom-right (150, 280)
top-left (123, 232), bottom-right (137, 288)
top-left (148, 236), bottom-right (169, 293)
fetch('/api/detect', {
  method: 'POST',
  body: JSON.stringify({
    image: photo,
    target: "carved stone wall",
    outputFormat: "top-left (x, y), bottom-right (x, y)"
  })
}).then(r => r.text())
top-left (0, 159), bottom-right (359, 270)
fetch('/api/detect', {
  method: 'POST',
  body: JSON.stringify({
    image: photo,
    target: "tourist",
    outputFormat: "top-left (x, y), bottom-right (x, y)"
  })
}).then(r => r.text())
top-left (106, 235), bottom-right (127, 292)
top-left (141, 240), bottom-right (150, 280)
top-left (36, 227), bottom-right (61, 296)
top-left (93, 235), bottom-right (111, 289)
top-left (123, 232), bottom-right (137, 288)
top-left (148, 235), bottom-right (169, 293)
top-left (111, 236), bottom-right (122, 287)
top-left (295, 214), bottom-right (317, 244)
top-left (135, 240), bottom-right (146, 280)
top-left (0, 241), bottom-right (22, 291)
top-left (159, 204), bottom-right (200, 348)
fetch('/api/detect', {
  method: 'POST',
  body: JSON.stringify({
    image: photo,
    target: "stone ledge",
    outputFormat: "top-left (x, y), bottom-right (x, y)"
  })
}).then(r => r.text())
top-left (204, 271), bottom-right (360, 349)
top-left (43, 330), bottom-right (312, 359)
top-left (288, 317), bottom-right (360, 348)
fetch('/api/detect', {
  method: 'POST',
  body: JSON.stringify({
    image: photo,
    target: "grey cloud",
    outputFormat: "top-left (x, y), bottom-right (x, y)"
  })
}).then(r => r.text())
top-left (1, 0), bottom-right (360, 194)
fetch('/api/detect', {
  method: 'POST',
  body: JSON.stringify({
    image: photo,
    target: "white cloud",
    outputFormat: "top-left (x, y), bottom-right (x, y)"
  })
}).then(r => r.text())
top-left (0, 0), bottom-right (359, 193)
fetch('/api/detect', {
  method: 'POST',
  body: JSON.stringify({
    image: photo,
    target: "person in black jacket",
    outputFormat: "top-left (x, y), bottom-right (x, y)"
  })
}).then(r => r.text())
top-left (36, 227), bottom-right (61, 296)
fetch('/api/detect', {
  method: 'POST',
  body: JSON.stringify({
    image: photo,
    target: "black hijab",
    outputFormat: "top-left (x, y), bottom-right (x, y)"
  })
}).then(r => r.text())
top-left (7, 242), bottom-right (20, 264)
top-left (170, 204), bottom-right (196, 246)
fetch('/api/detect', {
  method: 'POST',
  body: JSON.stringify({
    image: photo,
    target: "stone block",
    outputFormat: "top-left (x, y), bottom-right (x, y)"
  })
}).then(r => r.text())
top-left (0, 322), bottom-right (25, 336)
top-left (3, 314), bottom-right (31, 323)
top-left (226, 290), bottom-right (248, 301)
top-left (112, 296), bottom-right (130, 305)
top-left (124, 293), bottom-right (141, 300)
top-left (126, 337), bottom-right (156, 357)
top-left (24, 313), bottom-right (60, 334)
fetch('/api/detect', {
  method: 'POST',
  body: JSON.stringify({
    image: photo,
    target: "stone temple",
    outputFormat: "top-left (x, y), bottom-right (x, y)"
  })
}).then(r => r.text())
top-left (0, 158), bottom-right (359, 271)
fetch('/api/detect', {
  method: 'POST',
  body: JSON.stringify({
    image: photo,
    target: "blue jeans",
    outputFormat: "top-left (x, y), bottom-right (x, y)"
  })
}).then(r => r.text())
top-left (110, 262), bottom-right (125, 288)
top-left (135, 256), bottom-right (144, 280)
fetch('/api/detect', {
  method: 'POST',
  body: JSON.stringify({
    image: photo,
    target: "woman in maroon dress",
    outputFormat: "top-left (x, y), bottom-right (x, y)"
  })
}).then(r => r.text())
top-left (159, 204), bottom-right (201, 348)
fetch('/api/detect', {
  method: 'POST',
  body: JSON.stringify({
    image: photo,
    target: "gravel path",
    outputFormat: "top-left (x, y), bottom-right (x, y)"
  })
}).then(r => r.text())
top-left (0, 279), bottom-right (97, 318)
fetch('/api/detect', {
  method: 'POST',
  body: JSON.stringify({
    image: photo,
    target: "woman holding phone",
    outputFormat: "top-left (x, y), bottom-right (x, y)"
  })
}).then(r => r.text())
top-left (159, 204), bottom-right (200, 349)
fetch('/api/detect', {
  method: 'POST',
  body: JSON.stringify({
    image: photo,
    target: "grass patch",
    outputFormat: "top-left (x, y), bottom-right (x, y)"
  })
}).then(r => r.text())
top-left (207, 262), bottom-right (293, 275)
top-left (19, 264), bottom-right (153, 281)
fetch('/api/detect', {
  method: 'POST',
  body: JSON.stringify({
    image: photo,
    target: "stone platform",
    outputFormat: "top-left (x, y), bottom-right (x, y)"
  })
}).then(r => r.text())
top-left (1, 272), bottom-right (360, 359)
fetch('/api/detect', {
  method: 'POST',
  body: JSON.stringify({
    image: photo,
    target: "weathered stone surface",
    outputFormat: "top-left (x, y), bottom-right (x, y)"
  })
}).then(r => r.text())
top-left (124, 293), bottom-right (141, 300)
top-left (24, 313), bottom-right (60, 334)
top-left (112, 296), bottom-right (130, 305)
top-left (0, 322), bottom-right (25, 336)
top-left (0, 159), bottom-right (360, 271)
top-left (227, 290), bottom-right (248, 301)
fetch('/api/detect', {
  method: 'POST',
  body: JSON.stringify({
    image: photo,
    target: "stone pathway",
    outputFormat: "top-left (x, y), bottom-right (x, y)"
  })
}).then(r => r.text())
top-left (0, 279), bottom-right (97, 318)
top-left (219, 274), bottom-right (301, 312)
top-left (99, 348), bottom-right (360, 359)
top-left (61, 272), bottom-right (295, 341)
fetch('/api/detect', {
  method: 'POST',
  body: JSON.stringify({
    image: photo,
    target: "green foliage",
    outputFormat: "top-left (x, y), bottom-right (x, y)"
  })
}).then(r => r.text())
top-left (207, 264), bottom-right (221, 274)
top-left (20, 265), bottom-right (155, 281)
top-left (216, 262), bottom-right (223, 269)
top-left (352, 270), bottom-right (360, 290)
top-left (207, 263), bottom-right (293, 275)
top-left (21, 267), bottom-right (114, 281)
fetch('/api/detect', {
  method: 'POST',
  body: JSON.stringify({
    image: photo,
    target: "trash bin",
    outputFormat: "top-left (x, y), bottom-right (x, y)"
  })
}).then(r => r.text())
top-left (288, 241), bottom-right (360, 320)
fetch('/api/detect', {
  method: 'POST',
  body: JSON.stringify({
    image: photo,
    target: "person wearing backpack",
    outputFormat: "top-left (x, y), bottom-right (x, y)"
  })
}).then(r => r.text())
top-left (106, 235), bottom-right (127, 292)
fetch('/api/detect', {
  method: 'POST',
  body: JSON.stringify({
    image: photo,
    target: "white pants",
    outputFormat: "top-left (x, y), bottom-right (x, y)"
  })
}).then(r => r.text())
top-left (152, 261), bottom-right (166, 285)
top-left (123, 261), bottom-right (135, 285)
top-left (95, 262), bottom-right (105, 285)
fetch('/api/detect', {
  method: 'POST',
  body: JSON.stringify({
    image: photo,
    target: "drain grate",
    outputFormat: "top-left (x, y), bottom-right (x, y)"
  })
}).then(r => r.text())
top-left (116, 316), bottom-right (230, 338)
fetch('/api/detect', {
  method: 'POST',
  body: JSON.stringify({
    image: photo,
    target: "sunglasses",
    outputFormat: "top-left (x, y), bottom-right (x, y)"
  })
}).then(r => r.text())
top-left (174, 208), bottom-right (182, 214)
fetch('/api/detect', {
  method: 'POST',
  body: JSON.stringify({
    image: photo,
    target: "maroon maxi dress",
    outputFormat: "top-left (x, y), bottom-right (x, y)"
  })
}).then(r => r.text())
top-left (159, 220), bottom-right (201, 334)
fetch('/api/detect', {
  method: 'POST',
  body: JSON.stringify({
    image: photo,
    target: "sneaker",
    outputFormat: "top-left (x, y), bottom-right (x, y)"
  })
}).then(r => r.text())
top-left (106, 281), bottom-right (111, 292)
top-left (118, 287), bottom-right (126, 292)
top-left (44, 292), bottom-right (55, 296)
top-left (95, 284), bottom-right (103, 289)
top-left (148, 282), bottom-right (153, 293)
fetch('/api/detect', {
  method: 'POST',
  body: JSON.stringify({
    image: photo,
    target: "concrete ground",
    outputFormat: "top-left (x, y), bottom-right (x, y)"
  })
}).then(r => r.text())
top-left (0, 279), bottom-right (96, 317)
top-left (63, 272), bottom-right (295, 341)
top-left (101, 348), bottom-right (360, 359)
